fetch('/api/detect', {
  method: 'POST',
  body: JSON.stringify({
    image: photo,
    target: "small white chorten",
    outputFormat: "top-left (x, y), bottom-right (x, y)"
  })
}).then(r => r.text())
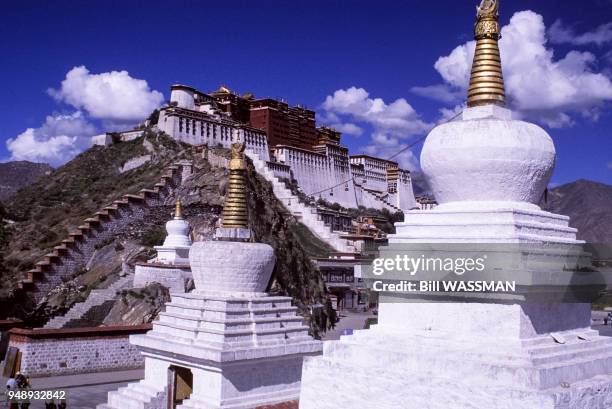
top-left (155, 198), bottom-right (192, 264)
top-left (133, 199), bottom-right (193, 292)
top-left (299, 1), bottom-right (612, 408)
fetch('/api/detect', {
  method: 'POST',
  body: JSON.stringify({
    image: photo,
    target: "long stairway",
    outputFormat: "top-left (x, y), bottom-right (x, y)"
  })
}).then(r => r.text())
top-left (44, 273), bottom-right (134, 329)
top-left (246, 151), bottom-right (357, 253)
top-left (362, 187), bottom-right (403, 213)
top-left (19, 160), bottom-right (193, 303)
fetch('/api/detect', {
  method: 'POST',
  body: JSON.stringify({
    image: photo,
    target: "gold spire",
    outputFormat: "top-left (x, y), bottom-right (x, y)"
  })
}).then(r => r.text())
top-left (467, 0), bottom-right (506, 108)
top-left (221, 142), bottom-right (249, 229)
top-left (175, 198), bottom-right (183, 219)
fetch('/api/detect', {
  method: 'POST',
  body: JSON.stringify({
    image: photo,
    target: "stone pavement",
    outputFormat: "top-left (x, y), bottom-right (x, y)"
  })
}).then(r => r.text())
top-left (1, 369), bottom-right (143, 409)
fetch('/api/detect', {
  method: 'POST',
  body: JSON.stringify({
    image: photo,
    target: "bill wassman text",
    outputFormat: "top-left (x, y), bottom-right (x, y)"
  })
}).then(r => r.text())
top-left (371, 280), bottom-right (516, 293)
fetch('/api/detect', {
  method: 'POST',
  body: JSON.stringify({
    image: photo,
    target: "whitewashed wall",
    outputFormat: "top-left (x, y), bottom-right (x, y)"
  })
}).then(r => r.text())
top-left (157, 108), bottom-right (269, 160)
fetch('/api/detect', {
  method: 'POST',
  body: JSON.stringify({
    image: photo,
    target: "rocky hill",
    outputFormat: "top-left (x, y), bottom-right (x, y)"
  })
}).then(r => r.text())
top-left (544, 179), bottom-right (612, 244)
top-left (0, 130), bottom-right (189, 301)
top-left (544, 179), bottom-right (612, 261)
top-left (0, 161), bottom-right (53, 201)
top-left (0, 130), bottom-right (336, 336)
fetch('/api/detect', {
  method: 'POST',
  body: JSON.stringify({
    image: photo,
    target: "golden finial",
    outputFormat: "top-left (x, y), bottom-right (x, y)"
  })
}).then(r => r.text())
top-left (467, 0), bottom-right (506, 108)
top-left (175, 198), bottom-right (183, 219)
top-left (221, 142), bottom-right (249, 229)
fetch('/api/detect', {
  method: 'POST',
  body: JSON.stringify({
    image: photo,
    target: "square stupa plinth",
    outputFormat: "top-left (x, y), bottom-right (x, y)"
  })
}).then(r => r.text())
top-left (99, 239), bottom-right (322, 409)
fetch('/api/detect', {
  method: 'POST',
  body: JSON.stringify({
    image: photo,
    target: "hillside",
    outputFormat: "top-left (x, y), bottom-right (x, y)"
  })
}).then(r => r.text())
top-left (0, 130), bottom-right (189, 300)
top-left (0, 131), bottom-right (336, 336)
top-left (0, 161), bottom-right (53, 201)
top-left (544, 179), bottom-right (612, 244)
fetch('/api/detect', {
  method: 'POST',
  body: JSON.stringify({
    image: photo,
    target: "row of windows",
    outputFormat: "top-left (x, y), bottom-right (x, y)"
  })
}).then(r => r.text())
top-left (177, 117), bottom-right (265, 146)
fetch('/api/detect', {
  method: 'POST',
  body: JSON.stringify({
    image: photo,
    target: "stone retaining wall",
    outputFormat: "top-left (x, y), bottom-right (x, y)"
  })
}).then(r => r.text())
top-left (8, 325), bottom-right (151, 377)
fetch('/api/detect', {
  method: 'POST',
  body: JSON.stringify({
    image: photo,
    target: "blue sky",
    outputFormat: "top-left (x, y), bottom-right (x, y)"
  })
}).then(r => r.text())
top-left (1, 0), bottom-right (611, 185)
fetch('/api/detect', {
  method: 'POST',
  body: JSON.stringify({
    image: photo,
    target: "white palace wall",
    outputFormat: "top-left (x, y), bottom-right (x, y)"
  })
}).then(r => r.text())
top-left (395, 170), bottom-right (418, 209)
top-left (158, 108), bottom-right (270, 161)
top-left (274, 146), bottom-right (356, 208)
top-left (275, 145), bottom-right (416, 211)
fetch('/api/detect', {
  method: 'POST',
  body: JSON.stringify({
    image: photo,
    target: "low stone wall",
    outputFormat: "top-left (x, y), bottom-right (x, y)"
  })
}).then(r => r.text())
top-left (8, 325), bottom-right (151, 377)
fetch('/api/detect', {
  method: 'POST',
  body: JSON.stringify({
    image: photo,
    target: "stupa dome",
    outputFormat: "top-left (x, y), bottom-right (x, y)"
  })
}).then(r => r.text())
top-left (421, 106), bottom-right (555, 210)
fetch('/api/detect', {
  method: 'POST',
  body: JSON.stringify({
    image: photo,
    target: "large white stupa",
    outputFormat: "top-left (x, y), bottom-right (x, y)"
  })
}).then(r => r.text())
top-left (299, 1), bottom-right (612, 408)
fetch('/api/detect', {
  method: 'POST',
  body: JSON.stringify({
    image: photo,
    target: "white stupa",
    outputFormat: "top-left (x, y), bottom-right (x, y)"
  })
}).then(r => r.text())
top-left (155, 198), bottom-right (192, 264)
top-left (100, 143), bottom-right (321, 409)
top-left (133, 199), bottom-right (193, 292)
top-left (299, 1), bottom-right (612, 408)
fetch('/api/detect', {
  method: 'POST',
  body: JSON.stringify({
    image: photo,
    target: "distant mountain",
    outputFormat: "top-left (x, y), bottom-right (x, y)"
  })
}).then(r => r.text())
top-left (410, 171), bottom-right (433, 197)
top-left (544, 179), bottom-right (612, 252)
top-left (0, 161), bottom-right (53, 201)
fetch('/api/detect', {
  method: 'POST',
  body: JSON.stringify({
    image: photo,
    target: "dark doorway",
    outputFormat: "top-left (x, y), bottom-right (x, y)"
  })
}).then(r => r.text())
top-left (167, 365), bottom-right (193, 408)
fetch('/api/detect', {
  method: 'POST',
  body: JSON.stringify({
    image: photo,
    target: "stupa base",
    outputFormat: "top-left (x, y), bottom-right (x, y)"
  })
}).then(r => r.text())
top-left (393, 206), bottom-right (581, 244)
top-left (98, 291), bottom-right (321, 409)
top-left (299, 310), bottom-right (612, 409)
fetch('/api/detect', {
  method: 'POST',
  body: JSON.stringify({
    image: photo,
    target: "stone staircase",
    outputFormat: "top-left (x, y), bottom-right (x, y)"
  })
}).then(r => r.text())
top-left (19, 160), bottom-right (194, 303)
top-left (44, 273), bottom-right (134, 329)
top-left (246, 151), bottom-right (357, 253)
top-left (98, 381), bottom-right (167, 409)
top-left (357, 183), bottom-right (403, 213)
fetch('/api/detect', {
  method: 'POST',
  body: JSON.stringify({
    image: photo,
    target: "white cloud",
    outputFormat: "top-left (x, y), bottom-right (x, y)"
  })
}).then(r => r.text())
top-left (549, 20), bottom-right (612, 46)
top-left (428, 11), bottom-right (612, 127)
top-left (5, 111), bottom-right (96, 166)
top-left (48, 66), bottom-right (164, 122)
top-left (328, 122), bottom-right (363, 136)
top-left (322, 87), bottom-right (432, 171)
top-left (411, 84), bottom-right (463, 104)
top-left (438, 104), bottom-right (465, 123)
top-left (362, 134), bottom-right (420, 171)
top-left (322, 87), bottom-right (431, 137)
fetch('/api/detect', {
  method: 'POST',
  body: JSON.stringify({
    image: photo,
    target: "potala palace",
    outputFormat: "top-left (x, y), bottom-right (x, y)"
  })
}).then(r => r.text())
top-left (94, 84), bottom-right (418, 212)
